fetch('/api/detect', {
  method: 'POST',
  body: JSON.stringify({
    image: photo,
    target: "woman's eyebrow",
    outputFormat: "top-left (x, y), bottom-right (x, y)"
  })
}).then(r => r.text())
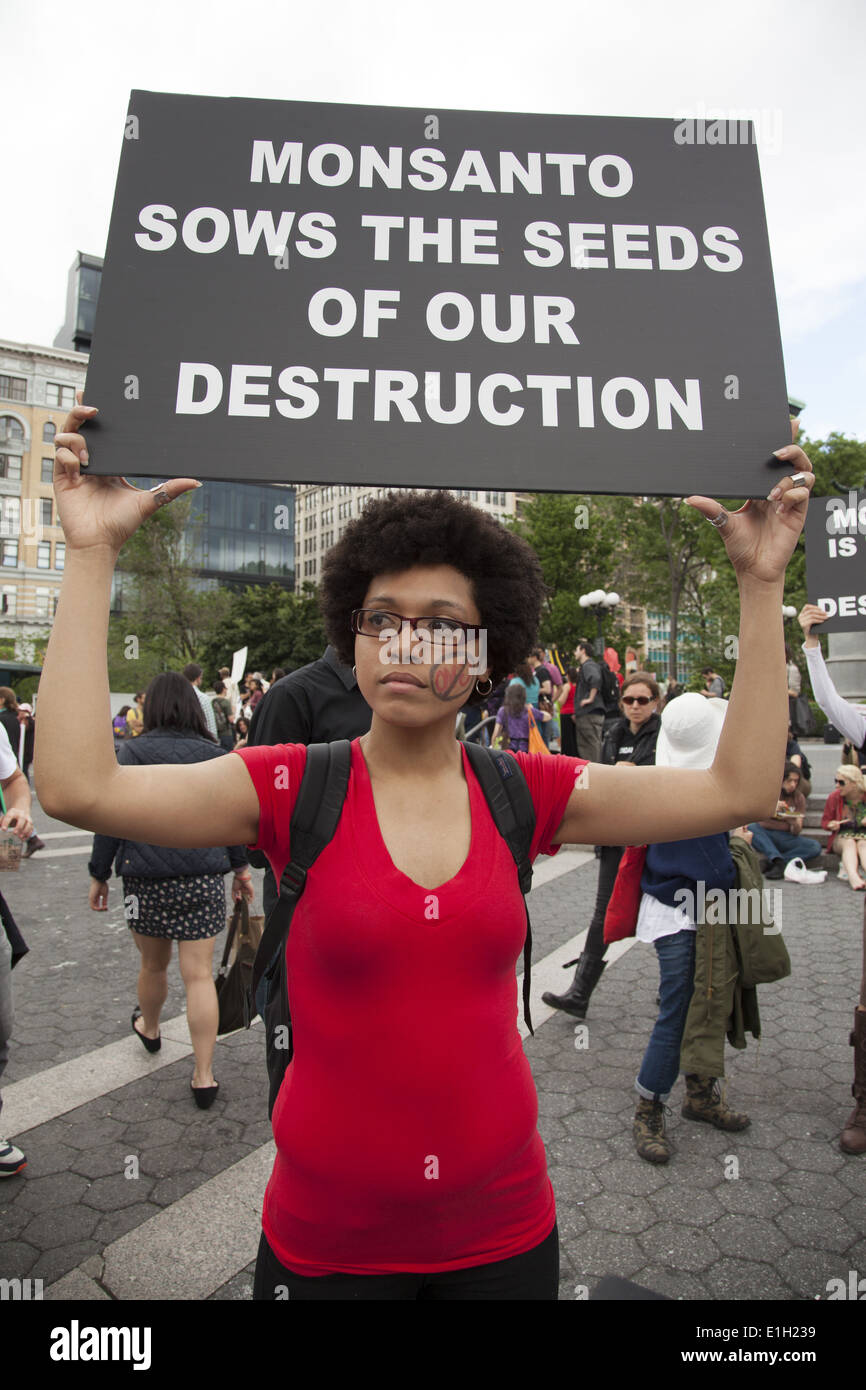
top-left (366, 596), bottom-right (468, 613)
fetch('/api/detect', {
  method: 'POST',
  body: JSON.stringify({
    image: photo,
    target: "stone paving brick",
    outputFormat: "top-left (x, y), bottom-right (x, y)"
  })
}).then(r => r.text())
top-left (703, 1257), bottom-right (794, 1301)
top-left (774, 1206), bottom-right (859, 1253)
top-left (81, 1172), bottom-right (157, 1212)
top-left (30, 1239), bottom-right (103, 1286)
top-left (15, 1171), bottom-right (91, 1212)
top-left (631, 1263), bottom-right (709, 1300)
top-left (709, 1213), bottom-right (790, 1264)
top-left (93, 1203), bottom-right (162, 1247)
top-left (639, 1222), bottom-right (720, 1274)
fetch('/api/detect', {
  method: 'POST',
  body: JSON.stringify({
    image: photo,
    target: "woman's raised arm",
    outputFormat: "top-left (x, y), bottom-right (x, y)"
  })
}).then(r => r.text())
top-left (34, 400), bottom-right (261, 849)
top-left (555, 446), bottom-right (815, 847)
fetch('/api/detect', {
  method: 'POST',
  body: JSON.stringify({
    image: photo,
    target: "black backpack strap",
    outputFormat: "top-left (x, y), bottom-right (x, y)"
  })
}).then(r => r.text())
top-left (247, 741), bottom-right (352, 1019)
top-left (462, 743), bottom-right (537, 1034)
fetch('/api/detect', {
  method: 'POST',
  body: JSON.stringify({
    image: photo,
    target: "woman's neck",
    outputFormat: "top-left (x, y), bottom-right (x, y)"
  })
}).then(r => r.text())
top-left (360, 711), bottom-right (464, 783)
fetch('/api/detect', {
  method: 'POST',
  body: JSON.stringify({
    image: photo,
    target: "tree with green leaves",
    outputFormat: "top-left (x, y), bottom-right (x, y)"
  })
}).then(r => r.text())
top-left (197, 581), bottom-right (327, 678)
top-left (107, 494), bottom-right (231, 687)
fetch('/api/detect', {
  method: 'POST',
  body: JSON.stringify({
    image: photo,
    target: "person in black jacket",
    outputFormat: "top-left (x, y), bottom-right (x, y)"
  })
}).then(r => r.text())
top-left (543, 672), bottom-right (662, 1019)
top-left (247, 646), bottom-right (371, 918)
top-left (88, 673), bottom-right (253, 1108)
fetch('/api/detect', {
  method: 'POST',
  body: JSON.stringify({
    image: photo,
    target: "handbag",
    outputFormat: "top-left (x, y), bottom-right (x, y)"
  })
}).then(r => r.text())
top-left (793, 694), bottom-right (816, 737)
top-left (216, 898), bottom-right (264, 1035)
top-left (527, 706), bottom-right (550, 756)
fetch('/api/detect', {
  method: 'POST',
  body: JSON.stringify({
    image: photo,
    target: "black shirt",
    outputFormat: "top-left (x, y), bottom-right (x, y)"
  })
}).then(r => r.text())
top-left (247, 645), bottom-right (372, 748)
top-left (247, 646), bottom-right (372, 911)
top-left (574, 659), bottom-right (603, 719)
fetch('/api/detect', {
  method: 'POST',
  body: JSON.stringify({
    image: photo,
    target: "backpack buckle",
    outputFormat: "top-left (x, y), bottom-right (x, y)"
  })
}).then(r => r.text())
top-left (282, 863), bottom-right (307, 894)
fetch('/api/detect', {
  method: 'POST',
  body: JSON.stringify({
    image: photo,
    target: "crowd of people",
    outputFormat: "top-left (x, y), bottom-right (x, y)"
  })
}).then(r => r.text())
top-left (0, 399), bottom-right (862, 1302)
top-left (110, 666), bottom-right (288, 751)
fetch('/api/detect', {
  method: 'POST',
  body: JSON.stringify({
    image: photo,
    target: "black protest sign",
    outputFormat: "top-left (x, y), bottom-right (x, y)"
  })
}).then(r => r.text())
top-left (804, 490), bottom-right (866, 633)
top-left (84, 92), bottom-right (790, 495)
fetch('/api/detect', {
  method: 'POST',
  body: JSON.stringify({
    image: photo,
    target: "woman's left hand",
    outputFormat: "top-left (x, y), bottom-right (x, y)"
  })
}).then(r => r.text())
top-left (685, 444), bottom-right (814, 584)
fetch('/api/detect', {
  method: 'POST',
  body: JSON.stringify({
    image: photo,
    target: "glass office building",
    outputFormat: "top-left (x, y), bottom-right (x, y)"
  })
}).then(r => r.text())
top-left (111, 480), bottom-right (294, 613)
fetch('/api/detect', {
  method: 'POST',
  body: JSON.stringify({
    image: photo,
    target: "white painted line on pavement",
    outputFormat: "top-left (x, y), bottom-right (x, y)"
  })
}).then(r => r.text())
top-left (36, 830), bottom-right (93, 839)
top-left (4, 1013), bottom-right (259, 1137)
top-left (47, 1143), bottom-right (276, 1302)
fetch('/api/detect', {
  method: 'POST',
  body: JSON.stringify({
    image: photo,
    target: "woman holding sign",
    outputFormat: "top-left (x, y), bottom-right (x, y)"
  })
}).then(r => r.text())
top-left (37, 395), bottom-right (813, 1299)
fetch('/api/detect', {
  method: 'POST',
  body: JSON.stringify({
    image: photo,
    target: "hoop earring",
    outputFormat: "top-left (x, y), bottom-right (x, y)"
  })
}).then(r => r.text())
top-left (352, 666), bottom-right (357, 679)
top-left (474, 677), bottom-right (493, 696)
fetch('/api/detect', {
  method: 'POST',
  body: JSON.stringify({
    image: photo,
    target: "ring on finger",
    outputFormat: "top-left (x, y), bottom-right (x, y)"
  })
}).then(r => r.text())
top-left (708, 510), bottom-right (729, 529)
top-left (150, 486), bottom-right (171, 507)
top-left (788, 472), bottom-right (808, 486)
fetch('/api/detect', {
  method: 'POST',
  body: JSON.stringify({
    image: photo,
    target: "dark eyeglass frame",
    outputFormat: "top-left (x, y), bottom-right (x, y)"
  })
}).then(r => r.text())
top-left (834, 778), bottom-right (850, 786)
top-left (350, 608), bottom-right (482, 640)
top-left (621, 694), bottom-right (652, 706)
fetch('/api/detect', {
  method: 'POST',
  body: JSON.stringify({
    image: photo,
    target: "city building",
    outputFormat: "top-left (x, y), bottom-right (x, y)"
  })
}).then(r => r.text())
top-left (294, 484), bottom-right (516, 589)
top-left (0, 338), bottom-right (85, 662)
top-left (53, 252), bottom-right (103, 355)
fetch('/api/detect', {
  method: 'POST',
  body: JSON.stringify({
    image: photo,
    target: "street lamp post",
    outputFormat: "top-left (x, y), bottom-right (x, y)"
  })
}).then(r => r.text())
top-left (578, 589), bottom-right (620, 654)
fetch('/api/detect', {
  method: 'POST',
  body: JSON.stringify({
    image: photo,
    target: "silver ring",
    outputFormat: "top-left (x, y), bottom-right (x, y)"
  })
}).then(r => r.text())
top-left (709, 511), bottom-right (729, 529)
top-left (788, 472), bottom-right (807, 486)
top-left (150, 486), bottom-right (171, 507)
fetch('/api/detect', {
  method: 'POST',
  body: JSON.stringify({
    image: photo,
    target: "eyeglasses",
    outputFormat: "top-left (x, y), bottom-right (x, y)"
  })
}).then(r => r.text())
top-left (622, 695), bottom-right (652, 706)
top-left (350, 608), bottom-right (481, 640)
top-left (835, 778), bottom-right (850, 787)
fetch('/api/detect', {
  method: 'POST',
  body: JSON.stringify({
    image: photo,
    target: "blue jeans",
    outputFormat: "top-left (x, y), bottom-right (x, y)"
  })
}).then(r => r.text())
top-left (746, 824), bottom-right (822, 865)
top-left (635, 929), bottom-right (696, 1102)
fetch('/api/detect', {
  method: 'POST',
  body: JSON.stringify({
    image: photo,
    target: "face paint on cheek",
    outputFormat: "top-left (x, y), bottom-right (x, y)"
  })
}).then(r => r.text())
top-left (430, 663), bottom-right (476, 702)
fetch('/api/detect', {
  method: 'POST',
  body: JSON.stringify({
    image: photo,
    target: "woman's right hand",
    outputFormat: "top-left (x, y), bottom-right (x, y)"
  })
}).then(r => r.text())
top-left (828, 819), bottom-right (841, 832)
top-left (89, 878), bottom-right (109, 911)
top-left (54, 395), bottom-right (202, 555)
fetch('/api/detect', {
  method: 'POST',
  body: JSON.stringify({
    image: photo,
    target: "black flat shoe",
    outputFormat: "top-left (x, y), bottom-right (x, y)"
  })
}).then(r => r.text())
top-left (131, 1007), bottom-right (161, 1053)
top-left (191, 1081), bottom-right (219, 1110)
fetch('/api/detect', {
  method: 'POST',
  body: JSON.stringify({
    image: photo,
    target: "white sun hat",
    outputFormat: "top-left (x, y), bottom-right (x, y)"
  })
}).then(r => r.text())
top-left (655, 692), bottom-right (728, 770)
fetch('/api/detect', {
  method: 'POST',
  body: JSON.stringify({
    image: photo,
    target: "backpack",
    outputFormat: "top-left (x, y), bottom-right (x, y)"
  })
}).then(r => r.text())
top-left (598, 659), bottom-right (622, 715)
top-left (246, 740), bottom-right (538, 1118)
top-left (212, 697), bottom-right (230, 736)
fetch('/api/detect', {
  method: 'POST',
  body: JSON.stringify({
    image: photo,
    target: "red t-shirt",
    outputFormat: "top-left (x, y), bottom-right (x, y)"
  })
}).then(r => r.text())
top-left (235, 737), bottom-right (586, 1275)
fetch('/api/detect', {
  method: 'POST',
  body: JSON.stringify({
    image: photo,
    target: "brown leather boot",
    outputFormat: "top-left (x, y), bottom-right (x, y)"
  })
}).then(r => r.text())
top-left (633, 1097), bottom-right (672, 1163)
top-left (681, 1074), bottom-right (750, 1131)
top-left (840, 1009), bottom-right (866, 1156)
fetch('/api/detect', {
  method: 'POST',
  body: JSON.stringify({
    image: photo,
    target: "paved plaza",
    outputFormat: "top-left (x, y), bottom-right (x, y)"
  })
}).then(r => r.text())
top-left (1, 743), bottom-right (864, 1302)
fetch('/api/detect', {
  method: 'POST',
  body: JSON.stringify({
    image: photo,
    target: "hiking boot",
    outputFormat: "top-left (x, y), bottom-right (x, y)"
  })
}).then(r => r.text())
top-left (682, 1074), bottom-right (750, 1131)
top-left (22, 836), bottom-right (45, 858)
top-left (542, 953), bottom-right (606, 1020)
top-left (0, 1139), bottom-right (26, 1177)
top-left (632, 1097), bottom-right (672, 1163)
top-left (840, 1009), bottom-right (866, 1156)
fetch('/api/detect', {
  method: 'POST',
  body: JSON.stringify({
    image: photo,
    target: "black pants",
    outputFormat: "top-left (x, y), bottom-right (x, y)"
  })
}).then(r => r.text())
top-left (583, 844), bottom-right (624, 960)
top-left (253, 1223), bottom-right (559, 1300)
top-left (560, 713), bottom-right (577, 759)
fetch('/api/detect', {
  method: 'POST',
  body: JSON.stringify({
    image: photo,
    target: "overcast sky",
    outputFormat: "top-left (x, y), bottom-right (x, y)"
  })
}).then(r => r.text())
top-left (4, 0), bottom-right (865, 444)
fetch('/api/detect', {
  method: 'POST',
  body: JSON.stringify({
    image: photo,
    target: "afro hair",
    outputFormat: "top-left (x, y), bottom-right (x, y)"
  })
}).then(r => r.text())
top-left (319, 490), bottom-right (548, 692)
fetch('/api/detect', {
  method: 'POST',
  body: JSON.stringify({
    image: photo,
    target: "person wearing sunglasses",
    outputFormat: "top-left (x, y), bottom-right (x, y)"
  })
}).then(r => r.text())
top-left (823, 766), bottom-right (866, 891)
top-left (543, 672), bottom-right (661, 1020)
top-left (39, 395), bottom-right (813, 1298)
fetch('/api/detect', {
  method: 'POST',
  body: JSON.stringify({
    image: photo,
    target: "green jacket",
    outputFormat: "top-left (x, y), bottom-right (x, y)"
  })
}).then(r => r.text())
top-left (680, 836), bottom-right (791, 1077)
